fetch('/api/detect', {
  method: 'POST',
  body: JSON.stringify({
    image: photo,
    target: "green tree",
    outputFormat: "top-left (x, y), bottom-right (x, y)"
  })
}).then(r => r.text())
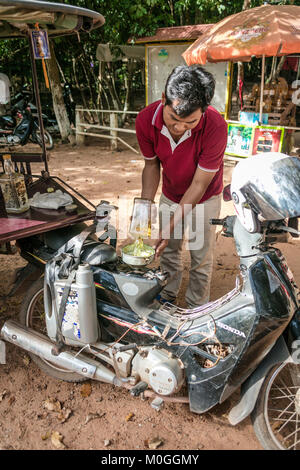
top-left (1, 0), bottom-right (300, 123)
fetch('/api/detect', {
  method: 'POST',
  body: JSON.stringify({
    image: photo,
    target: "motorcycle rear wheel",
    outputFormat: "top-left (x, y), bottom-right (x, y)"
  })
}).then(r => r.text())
top-left (32, 127), bottom-right (54, 150)
top-left (19, 277), bottom-right (85, 382)
top-left (251, 362), bottom-right (300, 450)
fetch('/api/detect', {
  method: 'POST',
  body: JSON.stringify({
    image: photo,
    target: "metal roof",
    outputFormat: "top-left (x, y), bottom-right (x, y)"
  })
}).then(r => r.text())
top-left (133, 24), bottom-right (213, 44)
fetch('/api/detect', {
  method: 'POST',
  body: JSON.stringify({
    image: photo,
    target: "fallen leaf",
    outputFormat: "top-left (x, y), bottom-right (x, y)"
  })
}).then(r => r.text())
top-left (19, 425), bottom-right (27, 440)
top-left (272, 421), bottom-right (282, 432)
top-left (22, 355), bottom-right (31, 366)
top-left (43, 398), bottom-right (62, 412)
top-left (41, 430), bottom-right (51, 441)
top-left (57, 408), bottom-right (72, 423)
top-left (148, 437), bottom-right (164, 450)
top-left (8, 396), bottom-right (15, 406)
top-left (51, 431), bottom-right (66, 449)
top-left (0, 390), bottom-right (8, 401)
top-left (85, 412), bottom-right (105, 425)
top-left (80, 383), bottom-right (92, 398)
top-left (125, 412), bottom-right (134, 422)
top-left (104, 439), bottom-right (111, 447)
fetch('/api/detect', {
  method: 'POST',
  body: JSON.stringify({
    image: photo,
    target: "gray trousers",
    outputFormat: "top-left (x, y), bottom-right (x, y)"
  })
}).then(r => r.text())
top-left (159, 192), bottom-right (222, 307)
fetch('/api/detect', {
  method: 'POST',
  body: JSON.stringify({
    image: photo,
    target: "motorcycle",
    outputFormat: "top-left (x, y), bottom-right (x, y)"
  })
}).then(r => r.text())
top-left (0, 153), bottom-right (300, 451)
top-left (0, 90), bottom-right (54, 150)
top-left (0, 89), bottom-right (54, 150)
top-left (18, 83), bottom-right (76, 132)
top-left (0, 105), bottom-right (34, 147)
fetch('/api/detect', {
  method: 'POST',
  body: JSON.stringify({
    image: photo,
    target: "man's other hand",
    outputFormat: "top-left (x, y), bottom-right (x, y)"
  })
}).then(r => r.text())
top-left (155, 237), bottom-right (169, 259)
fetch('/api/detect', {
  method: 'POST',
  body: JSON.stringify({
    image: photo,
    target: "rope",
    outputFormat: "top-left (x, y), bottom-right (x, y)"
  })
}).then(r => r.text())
top-left (34, 23), bottom-right (50, 89)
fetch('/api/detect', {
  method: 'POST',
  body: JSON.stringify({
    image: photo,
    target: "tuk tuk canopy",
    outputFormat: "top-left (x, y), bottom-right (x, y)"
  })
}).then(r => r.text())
top-left (0, 0), bottom-right (105, 38)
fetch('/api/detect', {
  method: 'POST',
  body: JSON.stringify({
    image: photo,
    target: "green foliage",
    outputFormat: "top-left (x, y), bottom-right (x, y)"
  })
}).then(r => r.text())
top-left (1, 0), bottom-right (299, 112)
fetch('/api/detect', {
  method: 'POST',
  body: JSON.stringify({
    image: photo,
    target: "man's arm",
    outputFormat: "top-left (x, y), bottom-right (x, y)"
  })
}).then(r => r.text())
top-left (155, 167), bottom-right (216, 257)
top-left (141, 158), bottom-right (161, 201)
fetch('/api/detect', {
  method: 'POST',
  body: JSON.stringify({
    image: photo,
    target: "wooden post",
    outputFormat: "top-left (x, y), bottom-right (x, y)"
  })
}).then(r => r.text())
top-left (110, 112), bottom-right (118, 151)
top-left (76, 106), bottom-right (85, 145)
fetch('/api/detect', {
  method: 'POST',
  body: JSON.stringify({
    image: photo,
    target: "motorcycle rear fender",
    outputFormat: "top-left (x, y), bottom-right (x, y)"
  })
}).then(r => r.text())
top-left (228, 335), bottom-right (292, 426)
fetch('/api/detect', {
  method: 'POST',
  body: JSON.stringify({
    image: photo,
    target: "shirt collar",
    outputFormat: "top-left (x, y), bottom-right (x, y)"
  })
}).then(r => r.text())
top-left (161, 125), bottom-right (191, 153)
top-left (152, 101), bottom-right (164, 129)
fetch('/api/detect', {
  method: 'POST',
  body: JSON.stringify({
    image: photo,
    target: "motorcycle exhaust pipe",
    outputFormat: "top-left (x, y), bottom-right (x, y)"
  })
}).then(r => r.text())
top-left (1, 320), bottom-right (121, 386)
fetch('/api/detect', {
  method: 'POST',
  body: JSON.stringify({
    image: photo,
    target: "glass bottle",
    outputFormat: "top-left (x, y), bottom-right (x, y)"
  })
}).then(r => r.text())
top-left (255, 97), bottom-right (261, 113)
top-left (264, 95), bottom-right (273, 113)
top-left (276, 92), bottom-right (283, 108)
top-left (129, 197), bottom-right (152, 239)
top-left (251, 83), bottom-right (260, 103)
top-left (263, 82), bottom-right (270, 98)
top-left (269, 80), bottom-right (276, 100)
top-left (0, 154), bottom-right (30, 214)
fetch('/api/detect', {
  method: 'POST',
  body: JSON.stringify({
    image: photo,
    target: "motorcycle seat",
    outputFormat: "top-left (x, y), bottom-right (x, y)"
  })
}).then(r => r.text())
top-left (44, 223), bottom-right (90, 251)
top-left (80, 241), bottom-right (118, 266)
top-left (44, 223), bottom-right (117, 266)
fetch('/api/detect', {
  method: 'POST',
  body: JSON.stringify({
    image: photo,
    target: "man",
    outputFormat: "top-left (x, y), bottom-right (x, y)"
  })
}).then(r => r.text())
top-left (135, 65), bottom-right (228, 308)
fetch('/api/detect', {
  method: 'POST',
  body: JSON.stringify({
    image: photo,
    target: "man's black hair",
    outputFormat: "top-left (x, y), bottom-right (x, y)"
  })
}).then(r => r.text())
top-left (164, 65), bottom-right (215, 117)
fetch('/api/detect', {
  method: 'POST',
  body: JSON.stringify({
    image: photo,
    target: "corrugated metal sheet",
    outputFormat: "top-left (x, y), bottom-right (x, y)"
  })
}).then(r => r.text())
top-left (133, 24), bottom-right (213, 44)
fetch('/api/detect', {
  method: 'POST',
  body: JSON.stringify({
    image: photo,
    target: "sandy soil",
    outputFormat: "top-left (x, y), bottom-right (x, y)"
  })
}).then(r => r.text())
top-left (0, 137), bottom-right (300, 451)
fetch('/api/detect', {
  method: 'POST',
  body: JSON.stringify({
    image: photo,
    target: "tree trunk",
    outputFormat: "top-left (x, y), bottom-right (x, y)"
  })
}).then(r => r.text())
top-left (168, 0), bottom-right (174, 20)
top-left (47, 40), bottom-right (72, 142)
top-left (266, 56), bottom-right (277, 84)
top-left (236, 62), bottom-right (244, 110)
top-left (98, 62), bottom-right (110, 110)
top-left (242, 0), bottom-right (251, 9)
top-left (274, 56), bottom-right (286, 80)
top-left (106, 62), bottom-right (121, 110)
top-left (121, 59), bottom-right (136, 125)
top-left (235, 0), bottom-right (252, 109)
top-left (72, 57), bottom-right (93, 123)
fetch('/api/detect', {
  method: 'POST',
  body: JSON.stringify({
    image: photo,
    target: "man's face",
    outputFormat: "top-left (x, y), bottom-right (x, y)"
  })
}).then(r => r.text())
top-left (162, 94), bottom-right (202, 138)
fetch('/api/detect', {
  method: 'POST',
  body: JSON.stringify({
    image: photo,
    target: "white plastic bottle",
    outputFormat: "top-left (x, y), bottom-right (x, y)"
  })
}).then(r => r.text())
top-left (54, 264), bottom-right (98, 344)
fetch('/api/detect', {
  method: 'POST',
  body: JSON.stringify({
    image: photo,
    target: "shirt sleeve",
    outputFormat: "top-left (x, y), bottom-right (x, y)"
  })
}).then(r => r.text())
top-left (135, 112), bottom-right (157, 160)
top-left (198, 122), bottom-right (228, 172)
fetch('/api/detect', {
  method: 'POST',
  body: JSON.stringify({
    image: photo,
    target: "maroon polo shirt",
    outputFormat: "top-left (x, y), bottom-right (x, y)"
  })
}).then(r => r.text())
top-left (135, 100), bottom-right (228, 204)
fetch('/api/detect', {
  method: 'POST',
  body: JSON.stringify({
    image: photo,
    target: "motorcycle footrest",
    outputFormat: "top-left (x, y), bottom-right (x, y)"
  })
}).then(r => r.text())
top-left (151, 397), bottom-right (164, 411)
top-left (130, 381), bottom-right (148, 397)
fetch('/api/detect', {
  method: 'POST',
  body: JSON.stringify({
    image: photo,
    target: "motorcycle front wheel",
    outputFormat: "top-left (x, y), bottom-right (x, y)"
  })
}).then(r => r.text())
top-left (19, 277), bottom-right (85, 382)
top-left (251, 362), bottom-right (300, 450)
top-left (32, 126), bottom-right (54, 150)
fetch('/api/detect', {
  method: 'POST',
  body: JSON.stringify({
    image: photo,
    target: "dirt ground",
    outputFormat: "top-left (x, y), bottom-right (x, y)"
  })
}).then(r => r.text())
top-left (1, 136), bottom-right (300, 451)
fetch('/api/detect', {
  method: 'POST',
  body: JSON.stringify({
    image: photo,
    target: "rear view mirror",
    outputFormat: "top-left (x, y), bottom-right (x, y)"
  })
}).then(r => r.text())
top-left (223, 184), bottom-right (232, 202)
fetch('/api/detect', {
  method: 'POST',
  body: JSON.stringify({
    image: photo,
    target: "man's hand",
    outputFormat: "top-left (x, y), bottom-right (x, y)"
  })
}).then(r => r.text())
top-left (155, 237), bottom-right (168, 259)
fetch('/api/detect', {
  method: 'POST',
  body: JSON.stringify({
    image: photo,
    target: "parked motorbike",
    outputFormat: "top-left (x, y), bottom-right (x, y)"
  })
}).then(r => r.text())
top-left (1, 153), bottom-right (300, 451)
top-left (0, 93), bottom-right (53, 150)
top-left (0, 105), bottom-right (34, 147)
top-left (16, 90), bottom-right (57, 145)
top-left (18, 83), bottom-right (75, 132)
top-left (0, 110), bottom-right (18, 131)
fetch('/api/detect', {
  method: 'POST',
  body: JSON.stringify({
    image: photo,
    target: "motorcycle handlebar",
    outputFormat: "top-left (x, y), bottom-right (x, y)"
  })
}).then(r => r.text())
top-left (210, 218), bottom-right (225, 226)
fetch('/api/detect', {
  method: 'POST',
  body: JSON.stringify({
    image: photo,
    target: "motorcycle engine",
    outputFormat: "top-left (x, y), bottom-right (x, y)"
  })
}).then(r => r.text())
top-left (131, 347), bottom-right (185, 396)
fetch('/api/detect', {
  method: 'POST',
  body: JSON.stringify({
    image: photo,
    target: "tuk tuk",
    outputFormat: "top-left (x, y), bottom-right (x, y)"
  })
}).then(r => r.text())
top-left (0, 0), bottom-right (105, 268)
